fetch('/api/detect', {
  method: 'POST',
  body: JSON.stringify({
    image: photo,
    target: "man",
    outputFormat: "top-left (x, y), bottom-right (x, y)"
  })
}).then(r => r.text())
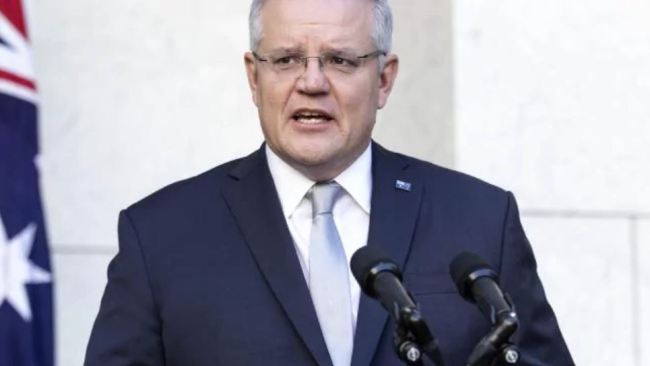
top-left (85, 0), bottom-right (574, 365)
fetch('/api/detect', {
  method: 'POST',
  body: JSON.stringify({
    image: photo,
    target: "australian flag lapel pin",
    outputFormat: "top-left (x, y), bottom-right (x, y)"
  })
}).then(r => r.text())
top-left (395, 179), bottom-right (412, 192)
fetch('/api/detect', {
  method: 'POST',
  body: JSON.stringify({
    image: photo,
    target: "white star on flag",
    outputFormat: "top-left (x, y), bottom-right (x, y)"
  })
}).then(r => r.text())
top-left (0, 214), bottom-right (52, 321)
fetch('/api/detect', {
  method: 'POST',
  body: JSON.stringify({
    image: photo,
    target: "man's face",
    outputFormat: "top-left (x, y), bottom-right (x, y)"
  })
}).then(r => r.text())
top-left (245, 0), bottom-right (398, 181)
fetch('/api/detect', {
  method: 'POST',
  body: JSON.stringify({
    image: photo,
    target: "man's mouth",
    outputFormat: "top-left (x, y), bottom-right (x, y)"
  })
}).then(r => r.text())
top-left (291, 109), bottom-right (334, 124)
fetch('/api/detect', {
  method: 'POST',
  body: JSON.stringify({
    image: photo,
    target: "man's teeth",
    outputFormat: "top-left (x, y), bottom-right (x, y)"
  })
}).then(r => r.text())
top-left (294, 113), bottom-right (330, 123)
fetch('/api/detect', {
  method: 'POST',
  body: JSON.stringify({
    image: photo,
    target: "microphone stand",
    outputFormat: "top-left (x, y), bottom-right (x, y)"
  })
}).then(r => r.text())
top-left (466, 295), bottom-right (520, 366)
top-left (391, 304), bottom-right (445, 366)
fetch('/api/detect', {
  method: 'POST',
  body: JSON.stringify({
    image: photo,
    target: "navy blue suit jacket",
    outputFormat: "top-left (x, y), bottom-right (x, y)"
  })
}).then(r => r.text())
top-left (85, 143), bottom-right (573, 365)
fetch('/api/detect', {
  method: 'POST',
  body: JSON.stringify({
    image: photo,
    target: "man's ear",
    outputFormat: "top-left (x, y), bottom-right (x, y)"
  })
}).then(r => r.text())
top-left (377, 54), bottom-right (399, 109)
top-left (244, 52), bottom-right (259, 107)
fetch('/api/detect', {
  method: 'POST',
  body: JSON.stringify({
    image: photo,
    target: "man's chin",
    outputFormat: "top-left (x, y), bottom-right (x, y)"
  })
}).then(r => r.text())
top-left (282, 142), bottom-right (337, 163)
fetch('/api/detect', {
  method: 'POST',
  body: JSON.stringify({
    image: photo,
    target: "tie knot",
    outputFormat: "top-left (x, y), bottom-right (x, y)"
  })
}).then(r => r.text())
top-left (311, 182), bottom-right (342, 217)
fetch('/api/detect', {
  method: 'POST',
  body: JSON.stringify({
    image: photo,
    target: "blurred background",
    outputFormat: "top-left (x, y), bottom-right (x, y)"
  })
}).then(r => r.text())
top-left (9, 0), bottom-right (650, 364)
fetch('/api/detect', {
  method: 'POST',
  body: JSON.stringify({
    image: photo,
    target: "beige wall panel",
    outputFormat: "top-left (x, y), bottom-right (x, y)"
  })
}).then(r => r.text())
top-left (454, 0), bottom-right (650, 212)
top-left (29, 1), bottom-right (260, 247)
top-left (375, 0), bottom-right (454, 168)
top-left (522, 216), bottom-right (634, 365)
top-left (52, 251), bottom-right (114, 366)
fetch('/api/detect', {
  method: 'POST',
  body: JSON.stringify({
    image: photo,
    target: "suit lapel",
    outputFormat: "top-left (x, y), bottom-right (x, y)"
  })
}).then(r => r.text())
top-left (221, 147), bottom-right (332, 366)
top-left (351, 143), bottom-right (424, 366)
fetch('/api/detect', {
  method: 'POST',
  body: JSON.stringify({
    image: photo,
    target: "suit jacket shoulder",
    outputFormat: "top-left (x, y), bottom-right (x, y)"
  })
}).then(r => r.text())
top-left (382, 145), bottom-right (509, 205)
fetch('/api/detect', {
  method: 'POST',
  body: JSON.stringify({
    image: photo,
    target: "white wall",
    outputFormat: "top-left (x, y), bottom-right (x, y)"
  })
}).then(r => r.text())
top-left (25, 1), bottom-right (453, 365)
top-left (454, 0), bottom-right (650, 364)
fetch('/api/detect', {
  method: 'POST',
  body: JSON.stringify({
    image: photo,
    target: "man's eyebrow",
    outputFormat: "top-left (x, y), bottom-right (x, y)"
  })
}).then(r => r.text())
top-left (262, 45), bottom-right (366, 55)
top-left (321, 46), bottom-right (361, 55)
top-left (265, 46), bottom-right (304, 54)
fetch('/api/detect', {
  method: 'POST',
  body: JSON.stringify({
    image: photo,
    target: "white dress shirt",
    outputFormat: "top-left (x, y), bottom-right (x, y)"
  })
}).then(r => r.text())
top-left (266, 144), bottom-right (372, 326)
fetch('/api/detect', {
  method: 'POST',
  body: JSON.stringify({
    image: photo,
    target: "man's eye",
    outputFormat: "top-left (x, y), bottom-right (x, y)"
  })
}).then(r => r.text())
top-left (274, 56), bottom-right (298, 65)
top-left (328, 56), bottom-right (358, 67)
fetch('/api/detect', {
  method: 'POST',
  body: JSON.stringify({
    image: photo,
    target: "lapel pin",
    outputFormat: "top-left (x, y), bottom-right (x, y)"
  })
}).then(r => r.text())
top-left (395, 180), bottom-right (412, 192)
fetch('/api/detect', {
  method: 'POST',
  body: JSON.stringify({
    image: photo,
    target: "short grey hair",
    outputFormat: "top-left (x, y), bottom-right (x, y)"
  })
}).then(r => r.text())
top-left (248, 0), bottom-right (393, 54)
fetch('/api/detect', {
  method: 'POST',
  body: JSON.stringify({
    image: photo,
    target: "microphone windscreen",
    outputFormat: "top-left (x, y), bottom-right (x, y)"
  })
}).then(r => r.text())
top-left (350, 246), bottom-right (395, 295)
top-left (449, 251), bottom-right (491, 299)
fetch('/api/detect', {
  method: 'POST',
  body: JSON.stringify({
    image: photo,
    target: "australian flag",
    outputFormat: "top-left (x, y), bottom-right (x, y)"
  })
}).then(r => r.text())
top-left (1, 0), bottom-right (55, 365)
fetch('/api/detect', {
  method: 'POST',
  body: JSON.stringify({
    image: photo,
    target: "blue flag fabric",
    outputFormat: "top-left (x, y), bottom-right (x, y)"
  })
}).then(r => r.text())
top-left (1, 1), bottom-right (55, 365)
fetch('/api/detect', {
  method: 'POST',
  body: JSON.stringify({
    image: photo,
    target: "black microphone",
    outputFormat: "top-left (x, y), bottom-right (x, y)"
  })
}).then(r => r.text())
top-left (350, 246), bottom-right (416, 315)
top-left (449, 252), bottom-right (519, 365)
top-left (449, 251), bottom-right (514, 324)
top-left (351, 246), bottom-right (445, 366)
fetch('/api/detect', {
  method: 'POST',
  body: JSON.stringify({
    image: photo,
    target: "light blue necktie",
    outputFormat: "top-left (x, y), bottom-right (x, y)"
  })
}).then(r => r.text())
top-left (309, 182), bottom-right (354, 366)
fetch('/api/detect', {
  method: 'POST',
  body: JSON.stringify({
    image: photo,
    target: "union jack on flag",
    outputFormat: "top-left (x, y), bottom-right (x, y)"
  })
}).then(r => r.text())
top-left (0, 0), bottom-right (36, 102)
top-left (1, 0), bottom-right (55, 365)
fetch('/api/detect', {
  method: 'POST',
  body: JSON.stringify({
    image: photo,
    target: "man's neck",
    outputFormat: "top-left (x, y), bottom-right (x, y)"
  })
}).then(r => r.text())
top-left (269, 144), bottom-right (372, 182)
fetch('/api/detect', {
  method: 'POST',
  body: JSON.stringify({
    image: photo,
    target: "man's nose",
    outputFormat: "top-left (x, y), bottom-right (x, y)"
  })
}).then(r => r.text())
top-left (296, 57), bottom-right (331, 94)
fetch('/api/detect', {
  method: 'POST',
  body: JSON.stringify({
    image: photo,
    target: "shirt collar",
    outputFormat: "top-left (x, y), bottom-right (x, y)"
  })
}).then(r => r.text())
top-left (265, 143), bottom-right (373, 217)
top-left (333, 144), bottom-right (372, 214)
